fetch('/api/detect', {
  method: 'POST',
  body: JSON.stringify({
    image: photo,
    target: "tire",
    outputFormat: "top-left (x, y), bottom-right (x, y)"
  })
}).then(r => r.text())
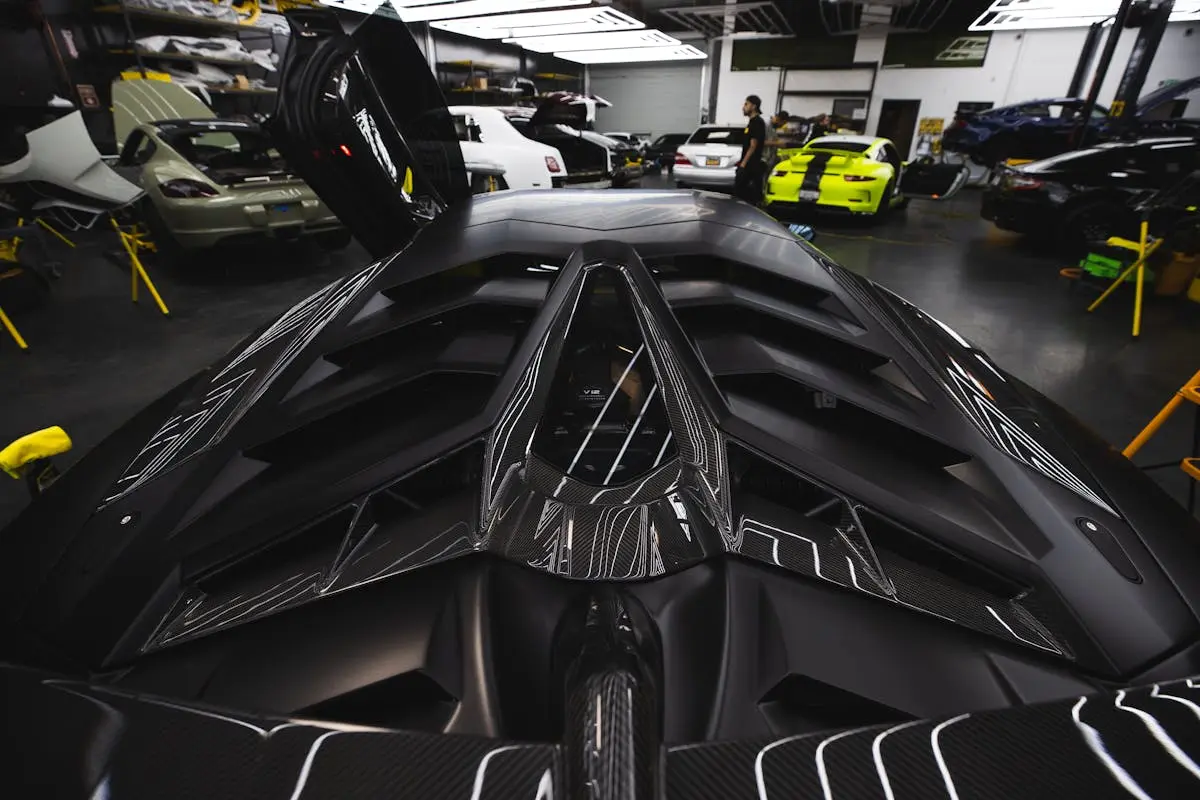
top-left (138, 199), bottom-right (186, 265)
top-left (313, 228), bottom-right (353, 251)
top-left (981, 135), bottom-right (1014, 167)
top-left (676, 181), bottom-right (689, 189)
top-left (1063, 201), bottom-right (1127, 251)
top-left (873, 179), bottom-right (896, 220)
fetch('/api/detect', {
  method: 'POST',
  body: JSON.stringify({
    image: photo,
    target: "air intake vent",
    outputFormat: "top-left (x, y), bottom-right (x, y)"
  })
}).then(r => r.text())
top-left (721, 372), bottom-right (962, 470)
top-left (298, 671), bottom-right (458, 732)
top-left (652, 254), bottom-right (860, 326)
top-left (759, 674), bottom-right (915, 736)
top-left (727, 443), bottom-right (1071, 658)
top-left (145, 444), bottom-right (484, 652)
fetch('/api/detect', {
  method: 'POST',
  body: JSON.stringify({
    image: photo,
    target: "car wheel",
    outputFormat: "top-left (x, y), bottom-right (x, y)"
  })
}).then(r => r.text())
top-left (676, 181), bottom-right (689, 189)
top-left (981, 135), bottom-right (1014, 167)
top-left (313, 228), bottom-right (353, 251)
top-left (1064, 201), bottom-right (1126, 250)
top-left (138, 199), bottom-right (186, 265)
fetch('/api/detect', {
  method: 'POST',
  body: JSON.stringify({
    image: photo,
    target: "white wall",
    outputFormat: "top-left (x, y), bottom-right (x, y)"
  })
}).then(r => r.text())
top-left (713, 36), bottom-right (780, 125)
top-left (865, 22), bottom-right (1200, 151)
top-left (708, 22), bottom-right (1199, 141)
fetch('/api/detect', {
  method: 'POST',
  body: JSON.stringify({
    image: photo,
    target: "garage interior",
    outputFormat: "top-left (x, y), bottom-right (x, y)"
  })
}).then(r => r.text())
top-left (7, 0), bottom-right (1200, 793)
top-left (3, 0), bottom-right (1198, 526)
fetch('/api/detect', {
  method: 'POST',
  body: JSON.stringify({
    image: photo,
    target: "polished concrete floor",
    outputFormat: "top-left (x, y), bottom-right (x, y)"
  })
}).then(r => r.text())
top-left (2, 177), bottom-right (1199, 528)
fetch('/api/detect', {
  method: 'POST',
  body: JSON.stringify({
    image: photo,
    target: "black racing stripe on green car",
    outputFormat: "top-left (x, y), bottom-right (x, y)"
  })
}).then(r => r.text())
top-left (801, 152), bottom-right (832, 193)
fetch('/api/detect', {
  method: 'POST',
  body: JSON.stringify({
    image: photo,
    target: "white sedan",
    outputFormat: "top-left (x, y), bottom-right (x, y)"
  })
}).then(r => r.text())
top-left (673, 125), bottom-right (746, 191)
top-left (449, 106), bottom-right (566, 190)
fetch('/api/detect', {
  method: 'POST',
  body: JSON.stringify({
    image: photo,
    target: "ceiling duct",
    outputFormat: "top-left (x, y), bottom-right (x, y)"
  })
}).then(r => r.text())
top-left (818, 0), bottom-right (953, 34)
top-left (659, 1), bottom-right (793, 38)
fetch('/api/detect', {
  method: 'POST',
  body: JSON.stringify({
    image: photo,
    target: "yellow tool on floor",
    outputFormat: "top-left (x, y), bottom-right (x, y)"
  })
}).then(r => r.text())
top-left (0, 426), bottom-right (72, 495)
top-left (1, 219), bottom-right (30, 350)
top-left (1086, 220), bottom-right (1163, 338)
top-left (0, 305), bottom-right (28, 350)
top-left (110, 215), bottom-right (170, 316)
top-left (1125, 368), bottom-right (1200, 514)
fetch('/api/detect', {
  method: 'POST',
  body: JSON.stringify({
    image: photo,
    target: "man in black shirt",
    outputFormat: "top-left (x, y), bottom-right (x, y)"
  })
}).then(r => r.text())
top-left (735, 94), bottom-right (767, 205)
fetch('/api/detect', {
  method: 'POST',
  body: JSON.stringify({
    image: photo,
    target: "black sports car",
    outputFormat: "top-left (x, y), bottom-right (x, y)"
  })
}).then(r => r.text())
top-left (944, 78), bottom-right (1200, 166)
top-left (982, 136), bottom-right (1199, 247)
top-left (6, 9), bottom-right (1200, 799)
top-left (644, 132), bottom-right (690, 174)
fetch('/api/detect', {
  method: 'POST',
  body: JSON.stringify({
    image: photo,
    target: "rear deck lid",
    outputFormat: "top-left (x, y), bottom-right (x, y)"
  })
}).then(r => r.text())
top-left (112, 79), bottom-right (215, 146)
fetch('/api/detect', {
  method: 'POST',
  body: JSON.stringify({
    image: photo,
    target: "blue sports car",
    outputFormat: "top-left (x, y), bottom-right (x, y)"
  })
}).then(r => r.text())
top-left (943, 76), bottom-right (1200, 166)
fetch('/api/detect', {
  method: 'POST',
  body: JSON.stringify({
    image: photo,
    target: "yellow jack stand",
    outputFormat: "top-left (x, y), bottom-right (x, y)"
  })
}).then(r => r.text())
top-left (110, 215), bottom-right (170, 317)
top-left (0, 306), bottom-right (28, 351)
top-left (1086, 220), bottom-right (1164, 338)
top-left (0, 226), bottom-right (29, 351)
top-left (36, 218), bottom-right (76, 249)
top-left (1125, 368), bottom-right (1200, 514)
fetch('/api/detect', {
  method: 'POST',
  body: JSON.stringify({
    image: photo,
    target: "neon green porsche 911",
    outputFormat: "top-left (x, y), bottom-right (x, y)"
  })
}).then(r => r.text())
top-left (764, 135), bottom-right (910, 217)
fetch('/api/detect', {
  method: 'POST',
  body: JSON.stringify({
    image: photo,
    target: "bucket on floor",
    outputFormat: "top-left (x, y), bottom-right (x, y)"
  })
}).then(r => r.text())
top-left (1158, 253), bottom-right (1200, 296)
top-left (1189, 274), bottom-right (1200, 304)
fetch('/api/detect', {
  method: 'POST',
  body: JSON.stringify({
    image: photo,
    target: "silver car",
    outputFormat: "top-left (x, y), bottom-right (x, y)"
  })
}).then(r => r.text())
top-left (673, 126), bottom-right (746, 190)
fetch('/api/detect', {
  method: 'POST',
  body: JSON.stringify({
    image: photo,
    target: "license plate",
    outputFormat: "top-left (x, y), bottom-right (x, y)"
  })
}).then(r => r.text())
top-left (272, 203), bottom-right (293, 212)
top-left (705, 157), bottom-right (720, 166)
top-left (799, 189), bottom-right (820, 201)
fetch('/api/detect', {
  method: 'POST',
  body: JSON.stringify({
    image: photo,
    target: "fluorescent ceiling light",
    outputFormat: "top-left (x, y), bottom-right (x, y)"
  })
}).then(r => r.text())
top-left (396, 0), bottom-right (590, 23)
top-left (970, 0), bottom-right (1200, 30)
top-left (507, 29), bottom-right (680, 53)
top-left (556, 44), bottom-right (707, 64)
top-left (432, 7), bottom-right (644, 40)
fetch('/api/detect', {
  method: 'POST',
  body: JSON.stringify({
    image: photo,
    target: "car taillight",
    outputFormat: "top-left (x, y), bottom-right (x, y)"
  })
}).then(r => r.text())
top-left (674, 152), bottom-right (690, 165)
top-left (1005, 174), bottom-right (1044, 190)
top-left (954, 118), bottom-right (968, 129)
top-left (158, 179), bottom-right (218, 198)
top-left (843, 175), bottom-right (876, 182)
top-left (545, 156), bottom-right (562, 173)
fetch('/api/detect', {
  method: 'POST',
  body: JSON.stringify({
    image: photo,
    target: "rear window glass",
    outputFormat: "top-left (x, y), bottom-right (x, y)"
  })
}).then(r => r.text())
top-left (688, 127), bottom-right (745, 145)
top-left (808, 139), bottom-right (871, 153)
top-left (654, 134), bottom-right (688, 147)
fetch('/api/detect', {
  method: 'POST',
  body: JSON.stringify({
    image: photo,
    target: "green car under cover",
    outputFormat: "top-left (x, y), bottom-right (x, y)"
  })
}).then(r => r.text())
top-left (112, 80), bottom-right (347, 251)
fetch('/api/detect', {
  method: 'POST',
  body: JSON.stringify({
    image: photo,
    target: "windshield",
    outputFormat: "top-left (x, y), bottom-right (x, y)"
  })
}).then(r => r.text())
top-left (808, 139), bottom-right (872, 153)
top-left (687, 127), bottom-right (745, 145)
top-left (653, 134), bottom-right (688, 148)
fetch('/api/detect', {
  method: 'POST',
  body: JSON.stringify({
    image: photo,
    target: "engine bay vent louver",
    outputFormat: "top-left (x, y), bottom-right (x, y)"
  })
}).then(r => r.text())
top-left (145, 443), bottom-right (485, 652)
top-left (727, 443), bottom-right (1072, 658)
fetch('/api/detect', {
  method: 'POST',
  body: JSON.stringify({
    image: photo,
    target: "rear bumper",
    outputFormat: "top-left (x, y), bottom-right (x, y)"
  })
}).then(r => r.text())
top-left (765, 174), bottom-right (881, 213)
top-left (154, 192), bottom-right (343, 249)
top-left (674, 163), bottom-right (736, 187)
top-left (980, 189), bottom-right (1051, 234)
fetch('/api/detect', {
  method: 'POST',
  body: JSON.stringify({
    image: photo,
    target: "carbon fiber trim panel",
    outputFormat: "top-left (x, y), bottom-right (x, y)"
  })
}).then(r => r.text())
top-left (667, 676), bottom-right (1200, 800)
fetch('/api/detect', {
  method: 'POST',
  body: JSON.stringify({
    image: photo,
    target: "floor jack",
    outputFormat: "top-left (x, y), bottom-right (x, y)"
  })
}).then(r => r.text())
top-left (0, 426), bottom-right (72, 497)
top-left (1125, 369), bottom-right (1200, 515)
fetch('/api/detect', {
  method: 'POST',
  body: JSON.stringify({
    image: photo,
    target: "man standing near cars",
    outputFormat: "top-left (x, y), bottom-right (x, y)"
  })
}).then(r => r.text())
top-left (735, 94), bottom-right (767, 205)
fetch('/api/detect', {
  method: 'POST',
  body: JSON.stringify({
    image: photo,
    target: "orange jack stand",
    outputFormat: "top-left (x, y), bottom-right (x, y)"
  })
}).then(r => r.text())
top-left (1125, 368), bottom-right (1200, 514)
top-left (110, 215), bottom-right (170, 317)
